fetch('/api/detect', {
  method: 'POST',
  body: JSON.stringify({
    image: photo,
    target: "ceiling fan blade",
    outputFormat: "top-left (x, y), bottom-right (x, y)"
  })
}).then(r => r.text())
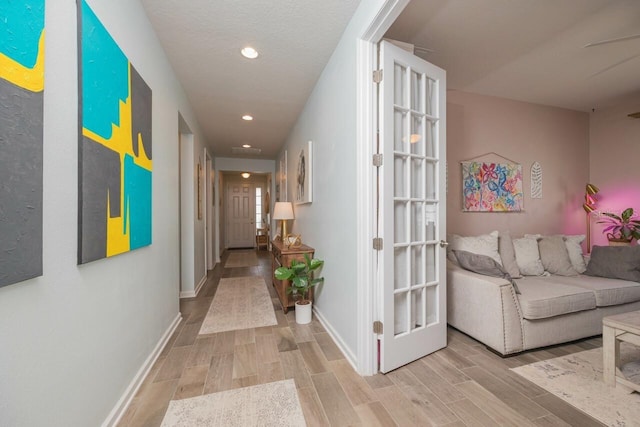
top-left (628, 112), bottom-right (640, 119)
top-left (583, 33), bottom-right (640, 48)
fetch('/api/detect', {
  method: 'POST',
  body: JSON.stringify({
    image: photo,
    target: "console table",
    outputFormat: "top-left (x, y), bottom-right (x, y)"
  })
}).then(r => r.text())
top-left (603, 310), bottom-right (640, 393)
top-left (271, 239), bottom-right (315, 313)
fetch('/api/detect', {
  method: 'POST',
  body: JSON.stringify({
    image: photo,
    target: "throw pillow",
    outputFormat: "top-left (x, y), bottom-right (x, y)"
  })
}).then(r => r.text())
top-left (447, 231), bottom-right (503, 266)
top-left (513, 237), bottom-right (545, 276)
top-left (564, 234), bottom-right (587, 273)
top-left (453, 250), bottom-right (520, 294)
top-left (498, 231), bottom-right (522, 278)
top-left (584, 246), bottom-right (640, 282)
top-left (538, 235), bottom-right (579, 276)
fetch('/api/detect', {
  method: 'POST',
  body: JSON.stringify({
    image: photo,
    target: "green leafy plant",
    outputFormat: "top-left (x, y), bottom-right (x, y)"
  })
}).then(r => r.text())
top-left (598, 207), bottom-right (640, 242)
top-left (275, 254), bottom-right (324, 304)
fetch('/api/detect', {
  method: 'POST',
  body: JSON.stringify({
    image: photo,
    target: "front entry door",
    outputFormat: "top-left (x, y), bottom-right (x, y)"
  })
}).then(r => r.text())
top-left (378, 40), bottom-right (447, 373)
top-left (227, 182), bottom-right (255, 248)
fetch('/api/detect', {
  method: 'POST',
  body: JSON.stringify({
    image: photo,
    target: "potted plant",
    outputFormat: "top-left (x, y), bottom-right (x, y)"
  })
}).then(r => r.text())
top-left (275, 254), bottom-right (324, 324)
top-left (598, 207), bottom-right (640, 245)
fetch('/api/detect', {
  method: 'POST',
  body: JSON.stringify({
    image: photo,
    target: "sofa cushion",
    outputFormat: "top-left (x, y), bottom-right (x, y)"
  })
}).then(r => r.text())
top-left (447, 231), bottom-right (502, 265)
top-left (514, 277), bottom-right (596, 319)
top-left (538, 236), bottom-right (578, 276)
top-left (513, 237), bottom-right (545, 276)
top-left (585, 245), bottom-right (640, 282)
top-left (498, 231), bottom-right (522, 278)
top-left (549, 275), bottom-right (640, 307)
top-left (453, 250), bottom-right (520, 294)
top-left (564, 235), bottom-right (587, 273)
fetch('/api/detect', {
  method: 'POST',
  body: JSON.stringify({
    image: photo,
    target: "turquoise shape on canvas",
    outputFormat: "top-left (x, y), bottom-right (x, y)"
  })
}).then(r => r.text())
top-left (0, 0), bottom-right (45, 67)
top-left (123, 154), bottom-right (152, 250)
top-left (81, 0), bottom-right (128, 140)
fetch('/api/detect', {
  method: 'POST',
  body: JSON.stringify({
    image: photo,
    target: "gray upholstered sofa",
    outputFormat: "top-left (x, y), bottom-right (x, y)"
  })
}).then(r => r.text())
top-left (446, 232), bottom-right (640, 355)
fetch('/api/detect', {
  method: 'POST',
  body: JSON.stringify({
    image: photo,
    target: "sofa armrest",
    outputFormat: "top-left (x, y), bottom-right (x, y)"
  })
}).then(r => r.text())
top-left (447, 262), bottom-right (524, 355)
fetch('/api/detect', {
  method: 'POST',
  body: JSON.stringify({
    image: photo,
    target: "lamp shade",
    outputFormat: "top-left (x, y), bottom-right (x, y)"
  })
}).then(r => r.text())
top-left (273, 202), bottom-right (294, 220)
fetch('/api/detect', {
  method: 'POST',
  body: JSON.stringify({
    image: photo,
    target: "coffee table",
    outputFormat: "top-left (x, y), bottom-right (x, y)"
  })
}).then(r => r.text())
top-left (603, 311), bottom-right (640, 392)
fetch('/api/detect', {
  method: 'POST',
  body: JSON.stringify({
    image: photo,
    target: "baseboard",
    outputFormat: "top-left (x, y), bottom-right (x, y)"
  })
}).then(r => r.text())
top-left (102, 313), bottom-right (182, 427)
top-left (179, 274), bottom-right (207, 299)
top-left (313, 306), bottom-right (358, 371)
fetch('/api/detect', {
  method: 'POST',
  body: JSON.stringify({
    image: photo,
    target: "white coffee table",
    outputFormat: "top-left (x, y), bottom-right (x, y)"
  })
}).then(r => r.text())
top-left (603, 311), bottom-right (640, 392)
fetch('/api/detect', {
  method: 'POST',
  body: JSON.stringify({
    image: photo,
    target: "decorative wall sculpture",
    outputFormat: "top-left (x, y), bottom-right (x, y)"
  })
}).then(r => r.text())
top-left (78, 0), bottom-right (152, 264)
top-left (0, 1), bottom-right (45, 287)
top-left (462, 161), bottom-right (523, 212)
top-left (530, 161), bottom-right (543, 199)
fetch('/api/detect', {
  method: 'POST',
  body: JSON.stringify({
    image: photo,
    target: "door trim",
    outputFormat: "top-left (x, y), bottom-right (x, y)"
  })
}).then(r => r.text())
top-left (355, 0), bottom-right (410, 375)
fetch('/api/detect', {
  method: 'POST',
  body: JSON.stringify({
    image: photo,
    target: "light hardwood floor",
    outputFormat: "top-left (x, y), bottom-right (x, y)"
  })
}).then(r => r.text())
top-left (118, 250), bottom-right (605, 427)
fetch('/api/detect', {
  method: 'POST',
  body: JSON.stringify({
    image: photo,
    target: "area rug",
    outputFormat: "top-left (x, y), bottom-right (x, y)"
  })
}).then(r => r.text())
top-left (224, 250), bottom-right (258, 268)
top-left (160, 379), bottom-right (305, 426)
top-left (198, 276), bottom-right (277, 335)
top-left (512, 344), bottom-right (640, 426)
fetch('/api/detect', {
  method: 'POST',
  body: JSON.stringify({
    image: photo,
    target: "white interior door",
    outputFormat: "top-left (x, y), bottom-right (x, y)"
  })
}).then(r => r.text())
top-left (226, 181), bottom-right (255, 248)
top-left (379, 40), bottom-right (447, 373)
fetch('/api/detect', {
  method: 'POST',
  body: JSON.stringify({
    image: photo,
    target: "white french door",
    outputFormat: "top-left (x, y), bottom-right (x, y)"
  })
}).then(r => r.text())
top-left (226, 181), bottom-right (255, 248)
top-left (378, 40), bottom-right (447, 373)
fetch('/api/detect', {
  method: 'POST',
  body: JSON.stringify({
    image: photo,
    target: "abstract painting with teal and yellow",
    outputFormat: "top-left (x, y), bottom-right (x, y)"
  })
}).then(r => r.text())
top-left (0, 1), bottom-right (45, 287)
top-left (78, 0), bottom-right (152, 264)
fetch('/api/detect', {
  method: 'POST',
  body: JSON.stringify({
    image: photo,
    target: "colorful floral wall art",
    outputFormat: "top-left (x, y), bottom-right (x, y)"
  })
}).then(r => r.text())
top-left (78, 0), bottom-right (152, 264)
top-left (462, 162), bottom-right (523, 212)
top-left (0, 1), bottom-right (45, 287)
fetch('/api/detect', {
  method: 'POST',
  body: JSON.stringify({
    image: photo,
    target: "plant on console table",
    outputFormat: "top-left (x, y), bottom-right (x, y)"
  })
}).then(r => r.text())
top-left (598, 207), bottom-right (640, 245)
top-left (275, 254), bottom-right (324, 324)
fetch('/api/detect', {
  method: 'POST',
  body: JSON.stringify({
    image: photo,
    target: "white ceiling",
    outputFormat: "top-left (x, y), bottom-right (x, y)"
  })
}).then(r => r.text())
top-left (386, 0), bottom-right (640, 113)
top-left (142, 0), bottom-right (640, 161)
top-left (140, 0), bottom-right (361, 159)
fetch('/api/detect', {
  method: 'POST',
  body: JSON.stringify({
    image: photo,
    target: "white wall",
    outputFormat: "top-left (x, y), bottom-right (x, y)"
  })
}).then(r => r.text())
top-left (277, 0), bottom-right (389, 364)
top-left (0, 1), bottom-right (205, 425)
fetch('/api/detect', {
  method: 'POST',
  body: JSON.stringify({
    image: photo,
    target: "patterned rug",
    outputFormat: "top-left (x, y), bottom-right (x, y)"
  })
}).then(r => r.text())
top-left (160, 379), bottom-right (305, 426)
top-left (224, 250), bottom-right (258, 268)
top-left (198, 276), bottom-right (277, 335)
top-left (512, 344), bottom-right (640, 426)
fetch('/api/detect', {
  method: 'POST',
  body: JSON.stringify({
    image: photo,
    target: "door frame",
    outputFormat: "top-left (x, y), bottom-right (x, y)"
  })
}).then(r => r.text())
top-left (355, 0), bottom-right (411, 376)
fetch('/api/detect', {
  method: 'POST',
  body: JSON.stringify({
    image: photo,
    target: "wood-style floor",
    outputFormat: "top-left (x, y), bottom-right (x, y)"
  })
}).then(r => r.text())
top-left (118, 250), bottom-right (605, 427)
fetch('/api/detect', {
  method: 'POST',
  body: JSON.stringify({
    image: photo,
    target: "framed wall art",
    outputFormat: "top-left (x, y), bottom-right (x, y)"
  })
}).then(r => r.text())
top-left (295, 140), bottom-right (312, 204)
top-left (278, 150), bottom-right (288, 202)
top-left (461, 161), bottom-right (523, 212)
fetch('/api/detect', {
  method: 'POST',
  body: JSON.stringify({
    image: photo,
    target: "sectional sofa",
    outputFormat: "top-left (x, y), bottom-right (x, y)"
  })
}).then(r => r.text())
top-left (446, 232), bottom-right (640, 355)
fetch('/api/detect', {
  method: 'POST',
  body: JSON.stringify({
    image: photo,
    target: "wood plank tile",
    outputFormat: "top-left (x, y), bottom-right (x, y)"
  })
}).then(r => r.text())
top-left (532, 393), bottom-right (605, 427)
top-left (447, 398), bottom-right (499, 427)
top-left (375, 385), bottom-right (432, 426)
top-left (234, 328), bottom-right (255, 345)
top-left (159, 321), bottom-right (184, 358)
top-left (275, 309), bottom-right (289, 327)
top-left (423, 352), bottom-right (471, 385)
top-left (274, 326), bottom-right (299, 352)
top-left (203, 352), bottom-right (234, 394)
top-left (437, 347), bottom-right (476, 369)
top-left (128, 379), bottom-right (178, 427)
top-left (312, 371), bottom-right (361, 427)
top-left (364, 373), bottom-right (394, 390)
top-left (406, 359), bottom-right (465, 403)
top-left (314, 332), bottom-right (345, 361)
top-left (173, 322), bottom-right (201, 348)
top-left (461, 366), bottom-right (550, 420)
top-left (186, 337), bottom-right (213, 367)
top-left (456, 381), bottom-right (537, 426)
top-left (254, 325), bottom-right (273, 336)
top-left (354, 401), bottom-right (397, 427)
top-left (447, 337), bottom-right (481, 358)
top-left (232, 375), bottom-right (258, 389)
top-left (173, 365), bottom-right (208, 400)
top-left (232, 343), bottom-right (257, 378)
top-left (183, 299), bottom-right (212, 325)
top-left (257, 361), bottom-right (285, 384)
top-left (255, 334), bottom-right (280, 364)
top-left (297, 386), bottom-right (331, 427)
top-left (211, 331), bottom-right (235, 355)
top-left (118, 396), bottom-right (141, 427)
top-left (533, 414), bottom-right (573, 427)
top-left (154, 346), bottom-right (192, 382)
top-left (290, 323), bottom-right (315, 343)
top-left (135, 356), bottom-right (166, 398)
top-left (329, 359), bottom-right (377, 406)
top-left (309, 319), bottom-right (326, 334)
top-left (298, 341), bottom-right (330, 374)
top-left (280, 349), bottom-right (313, 389)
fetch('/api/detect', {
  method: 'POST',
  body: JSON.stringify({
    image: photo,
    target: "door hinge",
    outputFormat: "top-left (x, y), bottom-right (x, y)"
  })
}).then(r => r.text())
top-left (373, 237), bottom-right (383, 251)
top-left (373, 321), bottom-right (383, 334)
top-left (373, 69), bottom-right (383, 83)
top-left (372, 153), bottom-right (383, 167)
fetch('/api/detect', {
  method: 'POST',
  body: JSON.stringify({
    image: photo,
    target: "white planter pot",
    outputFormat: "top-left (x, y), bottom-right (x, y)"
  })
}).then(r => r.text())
top-left (295, 301), bottom-right (312, 324)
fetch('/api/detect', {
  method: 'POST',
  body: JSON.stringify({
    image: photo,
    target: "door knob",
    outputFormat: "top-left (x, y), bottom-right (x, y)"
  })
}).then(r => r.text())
top-left (439, 240), bottom-right (449, 248)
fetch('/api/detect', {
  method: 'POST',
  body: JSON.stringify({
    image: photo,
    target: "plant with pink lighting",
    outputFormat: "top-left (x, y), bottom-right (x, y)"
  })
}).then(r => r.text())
top-left (598, 208), bottom-right (640, 243)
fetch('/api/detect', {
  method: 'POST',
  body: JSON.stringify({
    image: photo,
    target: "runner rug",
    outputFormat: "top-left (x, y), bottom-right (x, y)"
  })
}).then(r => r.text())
top-left (160, 379), bottom-right (305, 426)
top-left (224, 250), bottom-right (258, 268)
top-left (512, 344), bottom-right (640, 427)
top-left (198, 276), bottom-right (277, 335)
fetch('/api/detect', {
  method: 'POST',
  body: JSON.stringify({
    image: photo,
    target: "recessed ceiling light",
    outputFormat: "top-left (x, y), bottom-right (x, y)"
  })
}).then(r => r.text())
top-left (241, 172), bottom-right (251, 179)
top-left (241, 47), bottom-right (259, 59)
top-left (242, 144), bottom-right (251, 148)
top-left (242, 115), bottom-right (253, 121)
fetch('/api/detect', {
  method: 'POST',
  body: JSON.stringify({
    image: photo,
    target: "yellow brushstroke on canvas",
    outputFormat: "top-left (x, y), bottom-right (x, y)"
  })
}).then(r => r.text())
top-left (0, 31), bottom-right (45, 92)
top-left (82, 65), bottom-right (152, 257)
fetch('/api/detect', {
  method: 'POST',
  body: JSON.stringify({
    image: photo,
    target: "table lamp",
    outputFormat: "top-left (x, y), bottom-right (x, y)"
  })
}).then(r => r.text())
top-left (273, 202), bottom-right (294, 240)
